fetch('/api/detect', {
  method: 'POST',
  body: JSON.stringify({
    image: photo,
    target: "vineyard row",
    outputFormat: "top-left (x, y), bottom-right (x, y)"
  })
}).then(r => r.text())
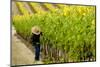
top-left (12, 1), bottom-right (68, 15)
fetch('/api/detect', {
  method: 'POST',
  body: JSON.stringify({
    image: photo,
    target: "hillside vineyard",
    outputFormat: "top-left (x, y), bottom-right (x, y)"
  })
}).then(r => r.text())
top-left (12, 1), bottom-right (96, 64)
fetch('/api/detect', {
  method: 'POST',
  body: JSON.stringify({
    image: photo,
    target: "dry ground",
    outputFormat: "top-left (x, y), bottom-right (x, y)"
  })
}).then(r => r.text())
top-left (12, 26), bottom-right (43, 66)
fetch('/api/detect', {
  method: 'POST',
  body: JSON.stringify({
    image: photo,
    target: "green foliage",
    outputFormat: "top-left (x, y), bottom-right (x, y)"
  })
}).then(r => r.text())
top-left (13, 6), bottom-right (96, 63)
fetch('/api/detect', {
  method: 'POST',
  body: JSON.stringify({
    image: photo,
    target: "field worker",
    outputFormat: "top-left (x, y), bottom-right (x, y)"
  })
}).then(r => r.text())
top-left (31, 26), bottom-right (42, 61)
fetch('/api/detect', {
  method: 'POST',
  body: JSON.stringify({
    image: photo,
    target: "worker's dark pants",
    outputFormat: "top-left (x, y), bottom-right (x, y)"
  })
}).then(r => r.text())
top-left (34, 44), bottom-right (40, 61)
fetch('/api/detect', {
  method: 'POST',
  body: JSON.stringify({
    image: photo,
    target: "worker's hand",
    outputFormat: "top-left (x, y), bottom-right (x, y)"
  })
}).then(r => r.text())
top-left (40, 32), bottom-right (43, 35)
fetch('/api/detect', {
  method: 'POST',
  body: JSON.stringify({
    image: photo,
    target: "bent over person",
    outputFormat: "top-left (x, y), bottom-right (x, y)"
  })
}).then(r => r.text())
top-left (31, 26), bottom-right (42, 61)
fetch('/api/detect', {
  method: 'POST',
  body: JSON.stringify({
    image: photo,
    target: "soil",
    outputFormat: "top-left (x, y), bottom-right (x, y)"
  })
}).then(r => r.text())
top-left (12, 1), bottom-right (21, 15)
top-left (12, 26), bottom-right (43, 66)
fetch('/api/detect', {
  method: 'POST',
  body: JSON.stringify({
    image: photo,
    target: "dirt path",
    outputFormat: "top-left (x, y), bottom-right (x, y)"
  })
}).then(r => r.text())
top-left (12, 1), bottom-right (21, 15)
top-left (12, 26), bottom-right (43, 66)
top-left (23, 2), bottom-right (34, 14)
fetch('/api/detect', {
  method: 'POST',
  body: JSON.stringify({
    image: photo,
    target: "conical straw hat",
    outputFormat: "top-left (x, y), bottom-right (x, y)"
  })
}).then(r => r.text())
top-left (31, 26), bottom-right (41, 35)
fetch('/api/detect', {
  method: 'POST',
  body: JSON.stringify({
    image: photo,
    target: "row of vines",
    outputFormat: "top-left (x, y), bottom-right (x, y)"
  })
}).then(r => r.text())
top-left (12, 1), bottom-right (96, 64)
